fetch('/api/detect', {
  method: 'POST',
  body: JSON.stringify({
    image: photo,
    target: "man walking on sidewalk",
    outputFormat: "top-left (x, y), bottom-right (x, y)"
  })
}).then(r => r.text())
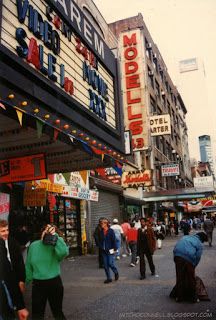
top-left (137, 218), bottom-right (156, 280)
top-left (203, 215), bottom-right (214, 247)
top-left (98, 219), bottom-right (119, 284)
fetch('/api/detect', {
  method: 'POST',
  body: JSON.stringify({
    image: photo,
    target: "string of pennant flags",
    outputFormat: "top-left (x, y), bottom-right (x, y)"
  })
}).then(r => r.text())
top-left (0, 98), bottom-right (124, 176)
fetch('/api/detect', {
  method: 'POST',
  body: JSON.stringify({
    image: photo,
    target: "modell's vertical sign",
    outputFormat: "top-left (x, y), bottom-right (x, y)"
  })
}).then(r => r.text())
top-left (120, 30), bottom-right (149, 151)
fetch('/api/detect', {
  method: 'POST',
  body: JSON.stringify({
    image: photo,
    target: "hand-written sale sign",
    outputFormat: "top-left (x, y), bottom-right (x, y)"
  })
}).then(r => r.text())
top-left (0, 154), bottom-right (46, 183)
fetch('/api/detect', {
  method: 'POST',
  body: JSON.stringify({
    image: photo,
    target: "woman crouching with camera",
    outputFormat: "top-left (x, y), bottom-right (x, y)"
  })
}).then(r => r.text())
top-left (25, 224), bottom-right (69, 320)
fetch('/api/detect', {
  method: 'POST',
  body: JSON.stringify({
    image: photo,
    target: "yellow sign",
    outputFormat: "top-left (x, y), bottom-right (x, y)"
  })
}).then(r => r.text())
top-left (24, 189), bottom-right (46, 207)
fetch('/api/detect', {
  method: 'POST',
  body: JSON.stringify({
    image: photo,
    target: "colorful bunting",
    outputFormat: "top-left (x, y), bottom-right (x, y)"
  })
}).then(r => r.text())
top-left (81, 142), bottom-right (93, 155)
top-left (80, 170), bottom-right (88, 184)
top-left (36, 119), bottom-right (44, 138)
top-left (62, 172), bottom-right (71, 185)
top-left (0, 102), bottom-right (6, 110)
top-left (53, 128), bottom-right (59, 141)
top-left (16, 110), bottom-right (23, 126)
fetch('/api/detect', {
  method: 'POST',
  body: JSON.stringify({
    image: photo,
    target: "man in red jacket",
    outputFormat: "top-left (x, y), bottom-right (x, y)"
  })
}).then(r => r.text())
top-left (127, 222), bottom-right (138, 266)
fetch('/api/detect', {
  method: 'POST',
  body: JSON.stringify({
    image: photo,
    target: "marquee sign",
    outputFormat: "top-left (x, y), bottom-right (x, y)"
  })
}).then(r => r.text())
top-left (1, 0), bottom-right (116, 128)
top-left (0, 154), bottom-right (46, 183)
top-left (120, 30), bottom-right (149, 151)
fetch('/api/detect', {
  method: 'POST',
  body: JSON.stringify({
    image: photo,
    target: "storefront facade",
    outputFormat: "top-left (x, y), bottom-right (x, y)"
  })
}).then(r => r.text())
top-left (0, 0), bottom-right (126, 252)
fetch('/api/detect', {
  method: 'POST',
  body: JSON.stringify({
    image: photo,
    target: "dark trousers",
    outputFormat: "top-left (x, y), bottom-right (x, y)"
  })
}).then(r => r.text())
top-left (174, 256), bottom-right (196, 302)
top-left (129, 241), bottom-right (137, 264)
top-left (139, 251), bottom-right (155, 276)
top-left (98, 248), bottom-right (104, 267)
top-left (206, 231), bottom-right (213, 246)
top-left (32, 276), bottom-right (66, 320)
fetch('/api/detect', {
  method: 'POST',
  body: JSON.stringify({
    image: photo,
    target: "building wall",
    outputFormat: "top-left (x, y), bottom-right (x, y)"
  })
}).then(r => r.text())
top-left (109, 14), bottom-right (192, 191)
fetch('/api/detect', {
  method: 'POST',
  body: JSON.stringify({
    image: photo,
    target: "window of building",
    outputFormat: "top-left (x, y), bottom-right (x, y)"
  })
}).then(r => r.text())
top-left (150, 96), bottom-right (157, 113)
top-left (155, 80), bottom-right (160, 98)
top-left (145, 38), bottom-right (152, 61)
top-left (148, 67), bottom-right (154, 89)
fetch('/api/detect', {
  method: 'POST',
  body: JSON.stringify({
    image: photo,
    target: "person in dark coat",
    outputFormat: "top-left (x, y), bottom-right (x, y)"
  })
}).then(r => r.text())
top-left (0, 237), bottom-right (28, 320)
top-left (203, 216), bottom-right (214, 247)
top-left (137, 218), bottom-right (156, 280)
top-left (0, 220), bottom-right (26, 293)
top-left (170, 232), bottom-right (208, 303)
top-left (93, 218), bottom-right (104, 268)
top-left (97, 218), bottom-right (119, 283)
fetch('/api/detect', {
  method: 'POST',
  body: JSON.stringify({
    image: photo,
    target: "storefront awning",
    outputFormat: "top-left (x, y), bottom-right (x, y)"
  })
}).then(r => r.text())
top-left (0, 100), bottom-right (126, 174)
top-left (142, 188), bottom-right (215, 202)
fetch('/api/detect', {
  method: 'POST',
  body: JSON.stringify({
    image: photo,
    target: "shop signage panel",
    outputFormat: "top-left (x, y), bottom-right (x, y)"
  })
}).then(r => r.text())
top-left (193, 176), bottom-right (214, 189)
top-left (161, 164), bottom-right (179, 177)
top-left (23, 188), bottom-right (47, 206)
top-left (120, 30), bottom-right (149, 151)
top-left (62, 185), bottom-right (99, 201)
top-left (150, 114), bottom-right (171, 136)
top-left (1, 0), bottom-right (116, 128)
top-left (0, 154), bottom-right (46, 183)
top-left (122, 170), bottom-right (152, 188)
top-left (0, 193), bottom-right (10, 220)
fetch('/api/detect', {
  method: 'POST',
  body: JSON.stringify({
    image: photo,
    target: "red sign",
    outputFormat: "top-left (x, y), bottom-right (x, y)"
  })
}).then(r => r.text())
top-left (0, 154), bottom-right (46, 183)
top-left (123, 32), bottom-right (145, 150)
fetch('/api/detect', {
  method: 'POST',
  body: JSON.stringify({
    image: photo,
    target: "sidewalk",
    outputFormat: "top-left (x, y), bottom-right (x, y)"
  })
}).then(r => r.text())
top-left (24, 235), bottom-right (216, 319)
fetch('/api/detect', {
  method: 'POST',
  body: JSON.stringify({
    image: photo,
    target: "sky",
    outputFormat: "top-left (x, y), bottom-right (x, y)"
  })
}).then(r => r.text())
top-left (93, 0), bottom-right (216, 161)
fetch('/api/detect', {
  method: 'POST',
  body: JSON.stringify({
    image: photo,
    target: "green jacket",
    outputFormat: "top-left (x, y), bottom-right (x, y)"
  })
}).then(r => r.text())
top-left (25, 236), bottom-right (69, 283)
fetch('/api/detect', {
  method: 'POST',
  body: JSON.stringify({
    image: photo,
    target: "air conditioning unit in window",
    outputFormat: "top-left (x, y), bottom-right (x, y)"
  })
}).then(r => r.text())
top-left (146, 43), bottom-right (152, 49)
top-left (153, 53), bottom-right (157, 59)
top-left (148, 70), bottom-right (154, 76)
top-left (161, 91), bottom-right (165, 96)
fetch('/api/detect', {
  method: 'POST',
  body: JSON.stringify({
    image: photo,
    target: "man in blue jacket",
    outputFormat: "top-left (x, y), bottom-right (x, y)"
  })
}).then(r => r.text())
top-left (98, 218), bottom-right (119, 284)
top-left (172, 232), bottom-right (207, 302)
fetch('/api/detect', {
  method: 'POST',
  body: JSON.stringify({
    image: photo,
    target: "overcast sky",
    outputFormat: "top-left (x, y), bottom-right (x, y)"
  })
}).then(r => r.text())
top-left (94, 0), bottom-right (216, 161)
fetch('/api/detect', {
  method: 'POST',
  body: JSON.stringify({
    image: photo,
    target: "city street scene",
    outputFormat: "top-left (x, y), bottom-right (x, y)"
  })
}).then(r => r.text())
top-left (0, 0), bottom-right (216, 320)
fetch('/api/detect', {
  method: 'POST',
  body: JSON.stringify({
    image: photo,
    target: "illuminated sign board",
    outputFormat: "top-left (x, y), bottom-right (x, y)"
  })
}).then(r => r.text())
top-left (161, 164), bottom-right (179, 177)
top-left (122, 170), bottom-right (152, 188)
top-left (120, 30), bottom-right (149, 151)
top-left (150, 114), bottom-right (171, 136)
top-left (1, 0), bottom-right (116, 128)
top-left (0, 154), bottom-right (46, 183)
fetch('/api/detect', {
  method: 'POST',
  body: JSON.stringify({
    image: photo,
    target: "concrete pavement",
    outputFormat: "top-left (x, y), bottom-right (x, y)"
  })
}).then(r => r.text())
top-left (25, 233), bottom-right (216, 320)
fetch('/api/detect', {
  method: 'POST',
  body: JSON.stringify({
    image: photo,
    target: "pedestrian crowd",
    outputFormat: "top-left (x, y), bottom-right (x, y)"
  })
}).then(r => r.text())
top-left (0, 213), bottom-right (214, 319)
top-left (94, 213), bottom-right (214, 304)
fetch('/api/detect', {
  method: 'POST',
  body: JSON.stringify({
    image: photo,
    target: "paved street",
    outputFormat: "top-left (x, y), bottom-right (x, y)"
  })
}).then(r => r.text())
top-left (25, 233), bottom-right (216, 320)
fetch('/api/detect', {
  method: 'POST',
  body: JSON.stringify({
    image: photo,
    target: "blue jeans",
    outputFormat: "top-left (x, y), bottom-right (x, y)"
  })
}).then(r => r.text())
top-left (102, 252), bottom-right (118, 280)
top-left (115, 238), bottom-right (121, 257)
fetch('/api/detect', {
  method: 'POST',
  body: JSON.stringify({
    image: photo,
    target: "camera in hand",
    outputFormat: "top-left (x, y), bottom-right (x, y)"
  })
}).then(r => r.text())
top-left (43, 233), bottom-right (58, 246)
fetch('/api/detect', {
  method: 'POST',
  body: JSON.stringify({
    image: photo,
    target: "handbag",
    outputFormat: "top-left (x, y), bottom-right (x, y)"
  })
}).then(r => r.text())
top-left (43, 233), bottom-right (58, 246)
